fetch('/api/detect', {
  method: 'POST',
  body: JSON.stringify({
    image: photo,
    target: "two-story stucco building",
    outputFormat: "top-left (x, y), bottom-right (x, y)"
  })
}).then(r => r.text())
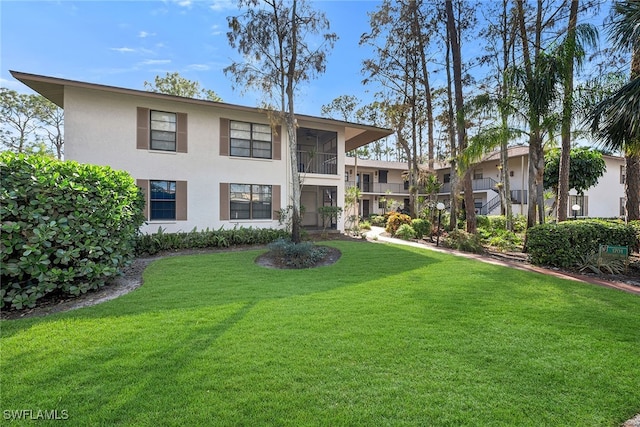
top-left (346, 146), bottom-right (628, 220)
top-left (12, 71), bottom-right (392, 234)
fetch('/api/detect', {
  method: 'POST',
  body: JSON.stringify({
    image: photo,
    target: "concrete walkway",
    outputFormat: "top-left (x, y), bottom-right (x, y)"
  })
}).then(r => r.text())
top-left (364, 226), bottom-right (640, 296)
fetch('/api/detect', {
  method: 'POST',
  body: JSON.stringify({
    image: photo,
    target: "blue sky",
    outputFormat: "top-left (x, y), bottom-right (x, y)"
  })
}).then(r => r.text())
top-left (1, 0), bottom-right (384, 117)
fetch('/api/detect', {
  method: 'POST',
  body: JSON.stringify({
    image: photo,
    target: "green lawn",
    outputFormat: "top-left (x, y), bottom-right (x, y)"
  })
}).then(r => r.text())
top-left (2, 240), bottom-right (639, 426)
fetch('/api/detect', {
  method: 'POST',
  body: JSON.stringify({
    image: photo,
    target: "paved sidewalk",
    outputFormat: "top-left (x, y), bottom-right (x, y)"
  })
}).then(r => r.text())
top-left (364, 227), bottom-right (640, 296)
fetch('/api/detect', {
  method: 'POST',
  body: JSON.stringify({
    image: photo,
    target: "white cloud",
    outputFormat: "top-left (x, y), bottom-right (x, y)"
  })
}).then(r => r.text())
top-left (209, 0), bottom-right (235, 12)
top-left (211, 24), bottom-right (223, 36)
top-left (174, 0), bottom-right (192, 7)
top-left (139, 59), bottom-right (172, 66)
top-left (186, 64), bottom-right (210, 71)
top-left (110, 47), bottom-right (136, 53)
top-left (138, 31), bottom-right (156, 38)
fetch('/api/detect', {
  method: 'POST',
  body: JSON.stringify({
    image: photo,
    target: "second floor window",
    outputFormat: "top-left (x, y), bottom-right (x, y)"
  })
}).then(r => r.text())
top-left (150, 111), bottom-right (177, 151)
top-left (230, 121), bottom-right (272, 159)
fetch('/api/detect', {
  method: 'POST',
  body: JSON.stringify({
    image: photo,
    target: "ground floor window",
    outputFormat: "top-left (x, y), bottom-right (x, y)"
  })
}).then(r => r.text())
top-left (569, 194), bottom-right (588, 217)
top-left (150, 180), bottom-right (176, 220)
top-left (230, 184), bottom-right (272, 220)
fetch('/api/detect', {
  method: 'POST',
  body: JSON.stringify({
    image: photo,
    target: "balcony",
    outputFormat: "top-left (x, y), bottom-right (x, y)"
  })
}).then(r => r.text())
top-left (297, 151), bottom-right (337, 175)
top-left (440, 177), bottom-right (500, 194)
top-left (345, 181), bottom-right (410, 194)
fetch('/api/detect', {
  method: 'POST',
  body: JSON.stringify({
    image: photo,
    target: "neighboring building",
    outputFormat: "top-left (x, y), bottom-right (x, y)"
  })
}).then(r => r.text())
top-left (346, 146), bottom-right (627, 220)
top-left (12, 71), bottom-right (392, 234)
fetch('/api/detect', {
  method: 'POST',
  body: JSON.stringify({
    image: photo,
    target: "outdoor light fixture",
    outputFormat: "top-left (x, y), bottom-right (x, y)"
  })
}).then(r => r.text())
top-left (436, 202), bottom-right (445, 247)
top-left (572, 204), bottom-right (581, 220)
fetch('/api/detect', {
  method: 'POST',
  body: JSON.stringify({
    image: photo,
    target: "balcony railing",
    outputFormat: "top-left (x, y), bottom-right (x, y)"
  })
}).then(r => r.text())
top-left (440, 177), bottom-right (500, 194)
top-left (297, 151), bottom-right (337, 175)
top-left (345, 181), bottom-right (410, 194)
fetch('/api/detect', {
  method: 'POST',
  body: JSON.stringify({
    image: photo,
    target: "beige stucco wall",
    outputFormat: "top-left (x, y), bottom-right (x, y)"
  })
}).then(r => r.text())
top-left (64, 86), bottom-right (347, 233)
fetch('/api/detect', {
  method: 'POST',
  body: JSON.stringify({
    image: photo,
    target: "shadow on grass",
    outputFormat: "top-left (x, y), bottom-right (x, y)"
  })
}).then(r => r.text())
top-left (1, 241), bottom-right (442, 335)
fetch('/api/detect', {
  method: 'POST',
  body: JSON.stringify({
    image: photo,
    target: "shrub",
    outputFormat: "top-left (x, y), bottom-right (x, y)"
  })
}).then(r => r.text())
top-left (135, 226), bottom-right (289, 256)
top-left (369, 214), bottom-right (387, 227)
top-left (476, 215), bottom-right (490, 229)
top-left (442, 230), bottom-right (485, 254)
top-left (395, 224), bottom-right (416, 240)
top-left (385, 212), bottom-right (412, 236)
top-left (526, 220), bottom-right (638, 268)
top-left (359, 221), bottom-right (372, 231)
top-left (411, 218), bottom-right (431, 239)
top-left (1, 153), bottom-right (145, 309)
top-left (267, 238), bottom-right (328, 268)
top-left (488, 230), bottom-right (523, 252)
top-left (488, 215), bottom-right (506, 230)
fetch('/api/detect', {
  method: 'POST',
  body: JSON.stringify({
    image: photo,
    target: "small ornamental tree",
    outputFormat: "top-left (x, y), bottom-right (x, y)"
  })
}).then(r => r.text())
top-left (1, 153), bottom-right (145, 309)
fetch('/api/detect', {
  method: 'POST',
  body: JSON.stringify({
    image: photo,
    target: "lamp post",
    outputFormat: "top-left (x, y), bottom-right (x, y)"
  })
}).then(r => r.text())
top-left (572, 204), bottom-right (581, 220)
top-left (436, 202), bottom-right (445, 247)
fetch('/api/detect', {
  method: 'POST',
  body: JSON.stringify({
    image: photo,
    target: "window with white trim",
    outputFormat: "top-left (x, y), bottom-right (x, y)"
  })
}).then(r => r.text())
top-left (230, 184), bottom-right (272, 220)
top-left (150, 111), bottom-right (177, 151)
top-left (230, 121), bottom-right (272, 159)
top-left (150, 180), bottom-right (176, 220)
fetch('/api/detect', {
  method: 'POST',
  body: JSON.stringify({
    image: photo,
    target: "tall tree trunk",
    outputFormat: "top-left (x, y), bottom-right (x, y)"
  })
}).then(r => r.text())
top-left (558, 0), bottom-right (579, 222)
top-left (412, 0), bottom-right (435, 170)
top-left (626, 47), bottom-right (640, 221)
top-left (445, 15), bottom-right (458, 230)
top-left (499, 0), bottom-right (513, 230)
top-left (446, 0), bottom-right (475, 233)
top-left (287, 0), bottom-right (302, 243)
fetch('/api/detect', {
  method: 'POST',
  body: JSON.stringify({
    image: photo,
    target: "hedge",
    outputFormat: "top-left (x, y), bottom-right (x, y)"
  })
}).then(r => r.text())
top-left (526, 220), bottom-right (638, 268)
top-left (1, 153), bottom-right (145, 309)
top-left (135, 226), bottom-right (290, 256)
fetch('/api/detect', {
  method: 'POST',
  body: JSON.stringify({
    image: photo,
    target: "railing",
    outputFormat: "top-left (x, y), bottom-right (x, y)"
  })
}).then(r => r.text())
top-left (480, 195), bottom-right (502, 215)
top-left (510, 189), bottom-right (528, 204)
top-left (440, 177), bottom-right (500, 194)
top-left (297, 151), bottom-right (337, 175)
top-left (345, 181), bottom-right (411, 194)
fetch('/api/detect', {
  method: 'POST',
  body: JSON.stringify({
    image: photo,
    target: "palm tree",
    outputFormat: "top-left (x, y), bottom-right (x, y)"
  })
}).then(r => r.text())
top-left (589, 0), bottom-right (640, 221)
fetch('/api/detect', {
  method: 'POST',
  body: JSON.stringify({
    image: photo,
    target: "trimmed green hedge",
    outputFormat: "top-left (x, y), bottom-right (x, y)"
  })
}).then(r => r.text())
top-left (1, 153), bottom-right (145, 309)
top-left (526, 220), bottom-right (638, 268)
top-left (134, 226), bottom-right (290, 256)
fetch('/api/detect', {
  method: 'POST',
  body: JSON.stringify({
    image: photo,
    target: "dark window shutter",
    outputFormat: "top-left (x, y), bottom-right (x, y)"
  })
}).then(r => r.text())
top-left (220, 118), bottom-right (230, 156)
top-left (176, 181), bottom-right (188, 220)
top-left (220, 182), bottom-right (230, 220)
top-left (272, 185), bottom-right (281, 220)
top-left (137, 107), bottom-right (150, 150)
top-left (136, 179), bottom-right (149, 220)
top-left (176, 113), bottom-right (188, 153)
top-left (273, 125), bottom-right (281, 160)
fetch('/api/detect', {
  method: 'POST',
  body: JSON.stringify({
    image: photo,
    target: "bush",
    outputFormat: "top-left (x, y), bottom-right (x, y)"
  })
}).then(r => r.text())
top-left (360, 221), bottom-right (372, 231)
top-left (395, 224), bottom-right (416, 240)
top-left (488, 230), bottom-right (523, 252)
top-left (135, 226), bottom-right (289, 256)
top-left (526, 220), bottom-right (638, 268)
top-left (442, 230), bottom-right (485, 254)
top-left (369, 214), bottom-right (387, 227)
top-left (267, 238), bottom-right (328, 268)
top-left (1, 153), bottom-right (145, 309)
top-left (411, 218), bottom-right (432, 239)
top-left (386, 212), bottom-right (412, 236)
top-left (476, 215), bottom-right (490, 229)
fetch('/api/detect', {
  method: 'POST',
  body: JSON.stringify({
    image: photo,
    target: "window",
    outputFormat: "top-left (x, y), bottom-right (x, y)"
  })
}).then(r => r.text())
top-left (137, 107), bottom-right (187, 152)
top-left (150, 180), bottom-right (176, 220)
top-left (569, 195), bottom-right (588, 217)
top-left (378, 170), bottom-right (388, 184)
top-left (620, 197), bottom-right (626, 217)
top-left (621, 165), bottom-right (626, 184)
top-left (443, 173), bottom-right (451, 184)
top-left (230, 184), bottom-right (272, 220)
top-left (473, 170), bottom-right (483, 180)
top-left (230, 121), bottom-right (272, 159)
top-left (150, 111), bottom-right (177, 151)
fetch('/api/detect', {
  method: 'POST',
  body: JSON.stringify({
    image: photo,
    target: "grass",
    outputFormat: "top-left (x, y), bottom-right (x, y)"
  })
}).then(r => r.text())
top-left (1, 240), bottom-right (639, 426)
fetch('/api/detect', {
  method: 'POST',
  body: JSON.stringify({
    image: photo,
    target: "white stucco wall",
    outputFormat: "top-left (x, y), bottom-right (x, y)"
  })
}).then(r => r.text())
top-left (64, 86), bottom-right (348, 233)
top-left (578, 156), bottom-right (625, 218)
